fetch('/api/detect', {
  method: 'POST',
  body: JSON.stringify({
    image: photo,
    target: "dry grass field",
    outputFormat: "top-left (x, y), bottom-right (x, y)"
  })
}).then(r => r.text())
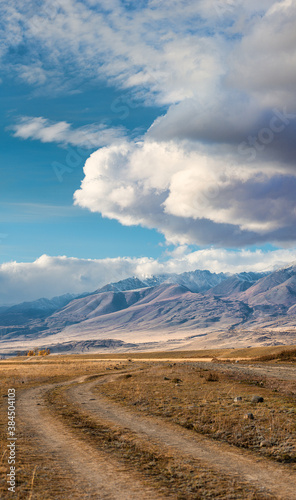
top-left (98, 362), bottom-right (296, 463)
top-left (0, 346), bottom-right (295, 499)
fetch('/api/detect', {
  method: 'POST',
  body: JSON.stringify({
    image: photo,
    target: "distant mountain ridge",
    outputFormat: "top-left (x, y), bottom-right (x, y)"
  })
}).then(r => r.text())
top-left (96, 269), bottom-right (229, 294)
top-left (1, 264), bottom-right (296, 355)
top-left (207, 272), bottom-right (269, 298)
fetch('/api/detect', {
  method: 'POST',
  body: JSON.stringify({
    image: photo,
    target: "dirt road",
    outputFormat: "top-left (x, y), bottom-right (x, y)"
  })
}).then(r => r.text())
top-left (17, 363), bottom-right (296, 499)
top-left (18, 382), bottom-right (166, 499)
top-left (66, 375), bottom-right (296, 499)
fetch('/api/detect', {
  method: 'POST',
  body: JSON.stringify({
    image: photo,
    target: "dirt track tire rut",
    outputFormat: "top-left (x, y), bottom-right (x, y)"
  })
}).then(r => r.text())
top-left (18, 383), bottom-right (167, 500)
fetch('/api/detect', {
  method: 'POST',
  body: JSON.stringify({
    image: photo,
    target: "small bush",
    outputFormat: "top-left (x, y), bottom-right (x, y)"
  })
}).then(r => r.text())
top-left (38, 349), bottom-right (50, 356)
top-left (205, 372), bottom-right (219, 382)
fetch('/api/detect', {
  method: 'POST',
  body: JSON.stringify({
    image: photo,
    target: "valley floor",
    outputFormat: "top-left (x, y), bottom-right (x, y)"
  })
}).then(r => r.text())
top-left (0, 350), bottom-right (296, 499)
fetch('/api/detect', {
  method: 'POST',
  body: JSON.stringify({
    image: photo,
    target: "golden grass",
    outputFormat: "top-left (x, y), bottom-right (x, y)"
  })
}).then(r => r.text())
top-left (7, 344), bottom-right (296, 362)
top-left (98, 363), bottom-right (296, 465)
top-left (255, 348), bottom-right (296, 362)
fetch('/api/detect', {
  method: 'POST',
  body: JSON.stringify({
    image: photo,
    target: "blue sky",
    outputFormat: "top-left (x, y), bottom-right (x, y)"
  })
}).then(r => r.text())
top-left (1, 0), bottom-right (296, 303)
top-left (1, 77), bottom-right (164, 262)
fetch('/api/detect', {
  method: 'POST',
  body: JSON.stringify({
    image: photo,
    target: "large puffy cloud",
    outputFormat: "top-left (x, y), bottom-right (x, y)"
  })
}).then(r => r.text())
top-left (74, 139), bottom-right (296, 246)
top-left (147, 97), bottom-right (264, 144)
top-left (4, 1), bottom-right (296, 250)
top-left (147, 98), bottom-right (296, 164)
top-left (12, 0), bottom-right (292, 249)
top-left (227, 0), bottom-right (296, 109)
top-left (1, 249), bottom-right (296, 305)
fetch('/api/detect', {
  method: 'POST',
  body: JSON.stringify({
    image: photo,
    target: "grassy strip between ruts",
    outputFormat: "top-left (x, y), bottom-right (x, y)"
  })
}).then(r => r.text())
top-left (44, 379), bottom-right (275, 499)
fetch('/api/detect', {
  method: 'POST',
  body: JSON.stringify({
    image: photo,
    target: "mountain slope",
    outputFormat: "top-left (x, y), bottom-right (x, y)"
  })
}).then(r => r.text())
top-left (46, 287), bottom-right (155, 327)
top-left (208, 272), bottom-right (268, 298)
top-left (41, 284), bottom-right (253, 345)
top-left (239, 265), bottom-right (296, 307)
top-left (0, 294), bottom-right (76, 326)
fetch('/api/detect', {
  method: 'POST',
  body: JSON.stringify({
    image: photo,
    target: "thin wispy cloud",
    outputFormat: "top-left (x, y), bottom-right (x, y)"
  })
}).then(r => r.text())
top-left (0, 202), bottom-right (86, 223)
top-left (2, 1), bottom-right (294, 106)
top-left (1, 0), bottom-right (224, 103)
top-left (10, 116), bottom-right (127, 148)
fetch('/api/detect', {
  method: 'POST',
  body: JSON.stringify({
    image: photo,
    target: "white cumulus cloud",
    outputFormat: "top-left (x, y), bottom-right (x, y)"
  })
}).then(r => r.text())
top-left (74, 139), bottom-right (296, 246)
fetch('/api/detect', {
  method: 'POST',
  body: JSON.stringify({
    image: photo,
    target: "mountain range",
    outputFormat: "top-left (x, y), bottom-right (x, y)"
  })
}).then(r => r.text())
top-left (1, 264), bottom-right (296, 355)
